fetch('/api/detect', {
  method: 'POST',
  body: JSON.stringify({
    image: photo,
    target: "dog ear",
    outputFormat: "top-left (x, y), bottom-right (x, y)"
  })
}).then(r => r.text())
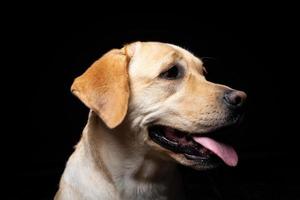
top-left (71, 49), bottom-right (130, 129)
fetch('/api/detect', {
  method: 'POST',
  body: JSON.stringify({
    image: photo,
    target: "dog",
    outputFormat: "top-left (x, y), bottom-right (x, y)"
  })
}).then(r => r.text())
top-left (55, 41), bottom-right (247, 200)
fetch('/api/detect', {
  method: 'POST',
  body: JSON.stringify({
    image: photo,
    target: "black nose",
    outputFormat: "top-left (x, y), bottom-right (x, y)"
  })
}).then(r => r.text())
top-left (224, 90), bottom-right (247, 108)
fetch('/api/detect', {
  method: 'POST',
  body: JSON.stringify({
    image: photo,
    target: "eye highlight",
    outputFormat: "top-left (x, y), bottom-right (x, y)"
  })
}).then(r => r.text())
top-left (159, 64), bottom-right (183, 80)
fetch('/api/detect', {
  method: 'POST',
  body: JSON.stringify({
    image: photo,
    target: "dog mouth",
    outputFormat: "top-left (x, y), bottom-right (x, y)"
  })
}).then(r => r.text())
top-left (148, 125), bottom-right (238, 167)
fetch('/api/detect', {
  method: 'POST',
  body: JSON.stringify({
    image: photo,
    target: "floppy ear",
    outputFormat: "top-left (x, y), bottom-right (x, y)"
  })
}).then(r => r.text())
top-left (71, 49), bottom-right (130, 129)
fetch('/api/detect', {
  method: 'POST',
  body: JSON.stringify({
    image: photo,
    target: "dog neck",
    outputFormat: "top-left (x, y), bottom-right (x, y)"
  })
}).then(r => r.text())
top-left (80, 111), bottom-right (184, 199)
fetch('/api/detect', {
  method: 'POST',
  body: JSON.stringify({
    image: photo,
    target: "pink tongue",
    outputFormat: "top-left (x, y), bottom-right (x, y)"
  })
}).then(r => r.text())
top-left (193, 137), bottom-right (238, 167)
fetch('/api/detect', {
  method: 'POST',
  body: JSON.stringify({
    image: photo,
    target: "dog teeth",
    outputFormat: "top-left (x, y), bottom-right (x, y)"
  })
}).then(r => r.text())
top-left (161, 136), bottom-right (178, 145)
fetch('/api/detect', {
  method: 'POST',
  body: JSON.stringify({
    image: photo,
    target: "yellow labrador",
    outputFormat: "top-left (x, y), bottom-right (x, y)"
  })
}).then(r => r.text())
top-left (55, 42), bottom-right (247, 200)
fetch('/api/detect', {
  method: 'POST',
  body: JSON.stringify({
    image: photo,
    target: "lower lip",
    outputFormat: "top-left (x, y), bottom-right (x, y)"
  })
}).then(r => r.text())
top-left (184, 153), bottom-right (210, 161)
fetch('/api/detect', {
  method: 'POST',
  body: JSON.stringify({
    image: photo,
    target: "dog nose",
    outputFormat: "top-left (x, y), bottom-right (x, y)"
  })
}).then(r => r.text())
top-left (224, 90), bottom-right (247, 108)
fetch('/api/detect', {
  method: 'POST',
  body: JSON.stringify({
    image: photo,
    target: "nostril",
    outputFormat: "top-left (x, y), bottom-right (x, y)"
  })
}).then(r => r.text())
top-left (224, 90), bottom-right (247, 108)
top-left (233, 95), bottom-right (242, 105)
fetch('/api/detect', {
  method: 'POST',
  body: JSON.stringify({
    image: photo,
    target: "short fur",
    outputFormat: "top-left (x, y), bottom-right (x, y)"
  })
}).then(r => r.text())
top-left (55, 42), bottom-right (246, 200)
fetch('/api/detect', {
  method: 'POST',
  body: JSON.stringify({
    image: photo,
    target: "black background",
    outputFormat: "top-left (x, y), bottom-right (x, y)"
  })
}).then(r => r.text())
top-left (8, 7), bottom-right (296, 200)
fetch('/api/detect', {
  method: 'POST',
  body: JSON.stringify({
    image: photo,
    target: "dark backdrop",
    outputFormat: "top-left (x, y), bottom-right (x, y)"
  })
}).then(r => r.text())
top-left (9, 10), bottom-right (295, 200)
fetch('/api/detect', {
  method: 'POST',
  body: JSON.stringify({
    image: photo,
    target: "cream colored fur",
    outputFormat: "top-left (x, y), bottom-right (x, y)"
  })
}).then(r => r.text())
top-left (55, 42), bottom-right (241, 200)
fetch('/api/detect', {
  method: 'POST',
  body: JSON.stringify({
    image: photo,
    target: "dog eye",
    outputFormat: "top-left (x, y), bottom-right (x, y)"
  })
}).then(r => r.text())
top-left (159, 65), bottom-right (182, 80)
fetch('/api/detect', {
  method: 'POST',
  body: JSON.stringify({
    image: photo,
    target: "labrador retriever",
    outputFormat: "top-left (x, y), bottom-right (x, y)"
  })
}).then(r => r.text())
top-left (55, 41), bottom-right (247, 200)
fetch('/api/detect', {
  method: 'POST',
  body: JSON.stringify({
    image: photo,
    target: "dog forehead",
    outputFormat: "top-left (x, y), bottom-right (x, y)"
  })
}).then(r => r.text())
top-left (128, 42), bottom-right (203, 78)
top-left (166, 43), bottom-right (203, 66)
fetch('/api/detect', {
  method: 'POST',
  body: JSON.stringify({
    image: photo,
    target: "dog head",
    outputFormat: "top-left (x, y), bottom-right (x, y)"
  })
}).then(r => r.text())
top-left (71, 41), bottom-right (247, 170)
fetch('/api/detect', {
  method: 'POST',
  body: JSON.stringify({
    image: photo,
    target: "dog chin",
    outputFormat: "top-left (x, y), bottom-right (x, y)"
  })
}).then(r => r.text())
top-left (171, 154), bottom-right (220, 170)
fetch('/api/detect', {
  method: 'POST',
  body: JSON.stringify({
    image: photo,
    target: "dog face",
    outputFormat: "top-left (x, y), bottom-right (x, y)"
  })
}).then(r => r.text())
top-left (71, 41), bottom-right (246, 170)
